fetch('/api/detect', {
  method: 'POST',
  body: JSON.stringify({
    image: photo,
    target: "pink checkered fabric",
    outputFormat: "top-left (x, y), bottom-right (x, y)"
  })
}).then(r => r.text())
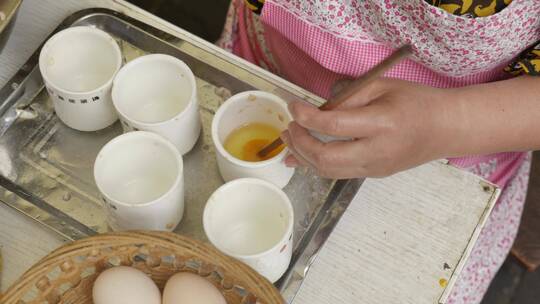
top-left (261, 0), bottom-right (540, 76)
top-left (261, 20), bottom-right (511, 99)
top-left (259, 0), bottom-right (540, 95)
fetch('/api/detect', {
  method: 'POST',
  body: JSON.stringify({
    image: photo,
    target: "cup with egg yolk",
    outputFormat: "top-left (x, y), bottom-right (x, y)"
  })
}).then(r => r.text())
top-left (211, 91), bottom-right (294, 188)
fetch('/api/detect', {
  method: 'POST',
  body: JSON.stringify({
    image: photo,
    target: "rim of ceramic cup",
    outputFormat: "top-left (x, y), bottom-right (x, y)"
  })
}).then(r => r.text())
top-left (203, 178), bottom-right (294, 259)
top-left (38, 26), bottom-right (122, 96)
top-left (93, 131), bottom-right (183, 207)
top-left (111, 54), bottom-right (197, 127)
top-left (211, 91), bottom-right (292, 168)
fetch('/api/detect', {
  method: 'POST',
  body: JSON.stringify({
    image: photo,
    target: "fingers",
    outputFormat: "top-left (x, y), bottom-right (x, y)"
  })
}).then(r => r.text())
top-left (285, 122), bottom-right (369, 178)
top-left (288, 101), bottom-right (381, 138)
top-left (284, 154), bottom-right (299, 167)
top-left (284, 124), bottom-right (387, 179)
top-left (281, 131), bottom-right (315, 169)
top-left (287, 122), bottom-right (350, 167)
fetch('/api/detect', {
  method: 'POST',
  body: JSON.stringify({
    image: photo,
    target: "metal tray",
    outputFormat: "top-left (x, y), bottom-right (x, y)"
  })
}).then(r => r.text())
top-left (0, 8), bottom-right (362, 302)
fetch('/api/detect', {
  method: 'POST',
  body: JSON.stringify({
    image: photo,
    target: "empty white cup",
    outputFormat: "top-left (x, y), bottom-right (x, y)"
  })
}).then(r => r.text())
top-left (211, 91), bottom-right (294, 188)
top-left (94, 131), bottom-right (184, 231)
top-left (112, 54), bottom-right (201, 155)
top-left (39, 26), bottom-right (121, 131)
top-left (203, 178), bottom-right (294, 283)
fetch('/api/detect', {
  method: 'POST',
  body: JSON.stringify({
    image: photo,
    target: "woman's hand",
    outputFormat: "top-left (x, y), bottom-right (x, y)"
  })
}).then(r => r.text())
top-left (281, 78), bottom-right (460, 178)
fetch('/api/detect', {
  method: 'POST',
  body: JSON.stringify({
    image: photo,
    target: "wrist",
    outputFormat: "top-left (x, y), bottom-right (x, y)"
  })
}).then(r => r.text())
top-left (427, 87), bottom-right (471, 159)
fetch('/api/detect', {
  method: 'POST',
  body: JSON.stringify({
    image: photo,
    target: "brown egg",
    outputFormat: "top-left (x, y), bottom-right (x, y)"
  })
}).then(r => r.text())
top-left (163, 272), bottom-right (227, 304)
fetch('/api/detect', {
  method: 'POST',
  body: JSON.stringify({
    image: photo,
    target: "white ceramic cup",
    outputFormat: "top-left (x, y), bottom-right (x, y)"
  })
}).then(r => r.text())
top-left (94, 131), bottom-right (184, 231)
top-left (39, 26), bottom-right (121, 131)
top-left (203, 178), bottom-right (294, 283)
top-left (112, 54), bottom-right (201, 155)
top-left (211, 91), bottom-right (294, 189)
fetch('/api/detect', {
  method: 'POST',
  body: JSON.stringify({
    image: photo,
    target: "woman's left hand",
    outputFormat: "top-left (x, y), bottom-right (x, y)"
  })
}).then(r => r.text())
top-left (281, 78), bottom-right (461, 179)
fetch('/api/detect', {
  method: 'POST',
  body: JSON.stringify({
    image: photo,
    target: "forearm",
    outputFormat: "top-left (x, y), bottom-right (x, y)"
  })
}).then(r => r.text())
top-left (440, 76), bottom-right (540, 157)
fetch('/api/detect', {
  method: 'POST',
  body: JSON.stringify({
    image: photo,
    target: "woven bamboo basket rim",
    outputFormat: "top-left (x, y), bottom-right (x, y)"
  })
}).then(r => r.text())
top-left (1, 231), bottom-right (284, 304)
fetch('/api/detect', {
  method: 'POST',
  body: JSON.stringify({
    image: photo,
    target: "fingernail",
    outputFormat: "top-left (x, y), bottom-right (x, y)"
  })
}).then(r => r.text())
top-left (287, 102), bottom-right (297, 115)
top-left (287, 122), bottom-right (297, 132)
top-left (281, 131), bottom-right (290, 144)
top-left (285, 155), bottom-right (299, 167)
top-left (288, 101), bottom-right (297, 108)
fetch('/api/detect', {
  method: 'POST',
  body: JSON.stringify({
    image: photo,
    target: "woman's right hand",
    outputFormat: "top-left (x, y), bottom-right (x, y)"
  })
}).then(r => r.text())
top-left (281, 78), bottom-right (462, 178)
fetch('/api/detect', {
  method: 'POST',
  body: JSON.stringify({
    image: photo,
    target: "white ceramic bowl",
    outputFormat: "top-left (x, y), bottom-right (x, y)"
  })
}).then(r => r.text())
top-left (39, 26), bottom-right (121, 131)
top-left (112, 54), bottom-right (201, 155)
top-left (211, 91), bottom-right (294, 188)
top-left (203, 178), bottom-right (294, 282)
top-left (94, 131), bottom-right (184, 231)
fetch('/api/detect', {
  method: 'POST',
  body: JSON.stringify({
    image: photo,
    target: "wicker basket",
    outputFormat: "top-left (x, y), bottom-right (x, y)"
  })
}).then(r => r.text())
top-left (1, 231), bottom-right (284, 304)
